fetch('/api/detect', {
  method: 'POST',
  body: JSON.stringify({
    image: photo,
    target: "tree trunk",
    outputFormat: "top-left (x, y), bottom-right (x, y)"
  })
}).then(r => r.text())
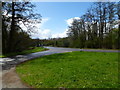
top-left (118, 15), bottom-right (120, 49)
top-left (8, 2), bottom-right (15, 53)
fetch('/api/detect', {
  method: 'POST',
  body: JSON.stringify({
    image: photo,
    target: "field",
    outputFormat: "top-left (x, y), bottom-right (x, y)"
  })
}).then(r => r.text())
top-left (16, 51), bottom-right (118, 88)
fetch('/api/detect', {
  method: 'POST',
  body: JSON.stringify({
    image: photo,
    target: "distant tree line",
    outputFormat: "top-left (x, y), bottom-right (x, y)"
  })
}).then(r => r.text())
top-left (41, 38), bottom-right (70, 47)
top-left (43, 2), bottom-right (120, 49)
top-left (2, 1), bottom-right (41, 54)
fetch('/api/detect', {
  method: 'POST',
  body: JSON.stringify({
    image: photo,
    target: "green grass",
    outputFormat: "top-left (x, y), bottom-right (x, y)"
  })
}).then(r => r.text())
top-left (0, 55), bottom-right (5, 58)
top-left (81, 48), bottom-right (119, 50)
top-left (0, 47), bottom-right (48, 58)
top-left (16, 51), bottom-right (118, 88)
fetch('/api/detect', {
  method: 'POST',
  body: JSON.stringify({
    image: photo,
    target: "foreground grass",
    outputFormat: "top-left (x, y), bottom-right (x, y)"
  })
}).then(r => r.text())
top-left (16, 51), bottom-right (118, 88)
top-left (0, 47), bottom-right (48, 58)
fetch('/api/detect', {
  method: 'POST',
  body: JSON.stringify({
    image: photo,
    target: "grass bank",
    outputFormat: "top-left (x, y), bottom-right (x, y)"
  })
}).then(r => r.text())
top-left (16, 51), bottom-right (118, 88)
top-left (0, 47), bottom-right (48, 58)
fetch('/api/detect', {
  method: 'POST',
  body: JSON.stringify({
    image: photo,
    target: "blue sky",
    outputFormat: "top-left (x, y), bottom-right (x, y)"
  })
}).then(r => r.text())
top-left (31, 2), bottom-right (93, 39)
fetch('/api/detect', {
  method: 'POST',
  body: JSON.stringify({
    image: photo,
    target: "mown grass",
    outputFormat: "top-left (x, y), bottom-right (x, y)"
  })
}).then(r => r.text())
top-left (0, 47), bottom-right (48, 58)
top-left (16, 51), bottom-right (118, 88)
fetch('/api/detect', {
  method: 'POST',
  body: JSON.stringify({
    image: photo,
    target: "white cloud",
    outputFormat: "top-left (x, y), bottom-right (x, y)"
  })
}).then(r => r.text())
top-left (51, 17), bottom-right (81, 38)
top-left (20, 17), bottom-right (82, 39)
top-left (52, 29), bottom-right (68, 38)
top-left (30, 18), bottom-right (51, 39)
top-left (40, 18), bottom-right (50, 27)
top-left (31, 29), bottom-right (51, 39)
top-left (66, 17), bottom-right (81, 26)
top-left (19, 17), bottom-right (51, 39)
top-left (21, 17), bottom-right (68, 39)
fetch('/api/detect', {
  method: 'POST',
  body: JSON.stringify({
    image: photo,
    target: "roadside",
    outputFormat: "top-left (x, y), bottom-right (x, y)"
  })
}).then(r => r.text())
top-left (1, 46), bottom-right (119, 88)
top-left (2, 67), bottom-right (28, 88)
top-left (1, 47), bottom-right (49, 88)
top-left (0, 47), bottom-right (48, 58)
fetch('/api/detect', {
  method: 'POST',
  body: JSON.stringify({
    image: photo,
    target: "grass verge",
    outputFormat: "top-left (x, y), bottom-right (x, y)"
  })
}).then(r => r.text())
top-left (0, 47), bottom-right (48, 58)
top-left (16, 51), bottom-right (118, 88)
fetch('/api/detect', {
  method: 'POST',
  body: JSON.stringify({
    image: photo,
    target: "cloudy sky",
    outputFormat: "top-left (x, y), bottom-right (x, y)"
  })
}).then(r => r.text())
top-left (29, 2), bottom-right (92, 39)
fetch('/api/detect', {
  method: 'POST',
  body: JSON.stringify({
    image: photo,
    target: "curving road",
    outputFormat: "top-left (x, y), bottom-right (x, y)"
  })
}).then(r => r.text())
top-left (1, 46), bottom-right (119, 70)
top-left (1, 46), bottom-right (119, 88)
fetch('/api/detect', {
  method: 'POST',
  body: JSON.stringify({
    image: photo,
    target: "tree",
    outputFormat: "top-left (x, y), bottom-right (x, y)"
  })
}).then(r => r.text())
top-left (116, 2), bottom-right (120, 49)
top-left (66, 2), bottom-right (118, 49)
top-left (2, 1), bottom-right (41, 53)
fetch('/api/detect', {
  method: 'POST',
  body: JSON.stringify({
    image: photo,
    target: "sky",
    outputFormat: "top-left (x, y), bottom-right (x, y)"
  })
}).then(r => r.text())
top-left (30, 2), bottom-right (93, 39)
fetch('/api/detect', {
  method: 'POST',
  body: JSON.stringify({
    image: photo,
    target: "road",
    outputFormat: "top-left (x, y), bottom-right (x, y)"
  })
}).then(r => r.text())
top-left (1, 46), bottom-right (119, 70)
top-left (1, 46), bottom-right (80, 70)
top-left (0, 46), bottom-right (119, 88)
